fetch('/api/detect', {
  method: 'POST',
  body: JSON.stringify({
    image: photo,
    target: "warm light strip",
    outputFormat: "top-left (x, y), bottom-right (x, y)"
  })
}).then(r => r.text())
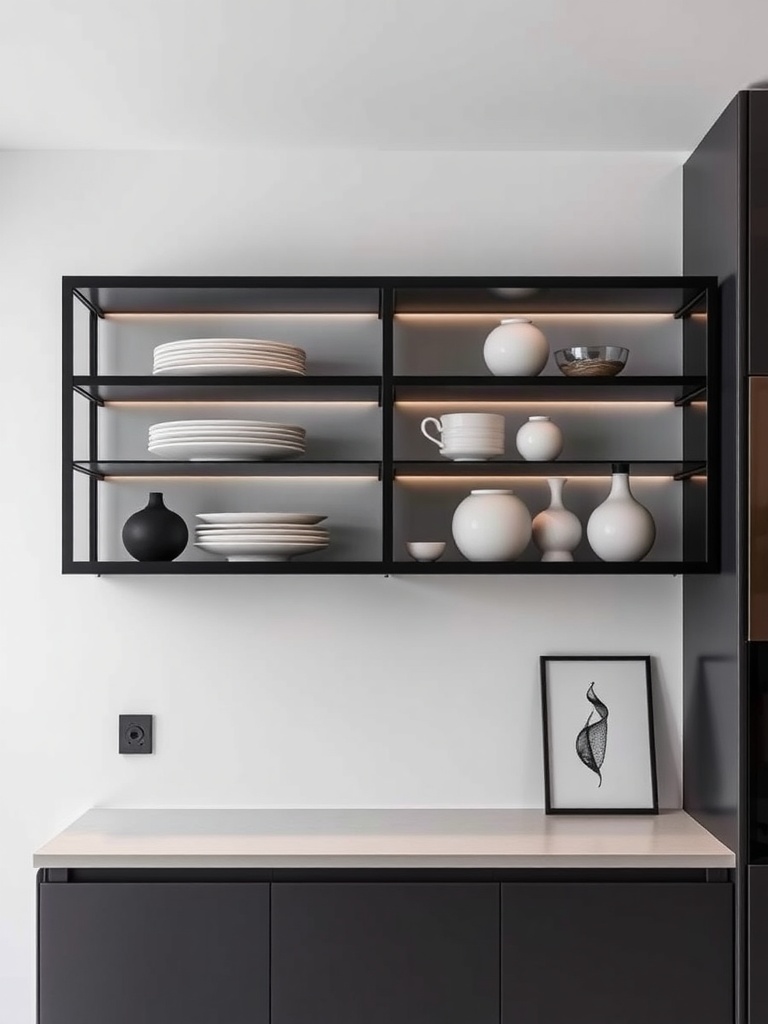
top-left (394, 312), bottom-right (675, 321)
top-left (395, 401), bottom-right (675, 409)
top-left (104, 313), bottom-right (379, 320)
top-left (105, 475), bottom-right (380, 482)
top-left (104, 401), bottom-right (379, 408)
top-left (395, 475), bottom-right (680, 483)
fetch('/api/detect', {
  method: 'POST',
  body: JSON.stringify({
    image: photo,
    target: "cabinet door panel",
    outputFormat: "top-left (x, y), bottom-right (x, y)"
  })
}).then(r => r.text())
top-left (749, 866), bottom-right (768, 1023)
top-left (39, 882), bottom-right (269, 1024)
top-left (502, 882), bottom-right (732, 1024)
top-left (750, 92), bottom-right (768, 374)
top-left (271, 881), bottom-right (499, 1024)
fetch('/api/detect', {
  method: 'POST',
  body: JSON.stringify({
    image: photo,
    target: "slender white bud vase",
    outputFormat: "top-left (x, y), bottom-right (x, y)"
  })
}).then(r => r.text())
top-left (483, 317), bottom-right (549, 376)
top-left (587, 463), bottom-right (656, 562)
top-left (532, 478), bottom-right (582, 561)
top-left (515, 416), bottom-right (563, 461)
top-left (452, 489), bottom-right (531, 561)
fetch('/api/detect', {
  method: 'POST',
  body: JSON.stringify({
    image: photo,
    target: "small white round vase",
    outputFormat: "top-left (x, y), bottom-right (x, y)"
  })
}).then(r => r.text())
top-left (532, 478), bottom-right (582, 561)
top-left (515, 416), bottom-right (563, 462)
top-left (587, 464), bottom-right (656, 562)
top-left (452, 489), bottom-right (532, 562)
top-left (483, 317), bottom-right (549, 377)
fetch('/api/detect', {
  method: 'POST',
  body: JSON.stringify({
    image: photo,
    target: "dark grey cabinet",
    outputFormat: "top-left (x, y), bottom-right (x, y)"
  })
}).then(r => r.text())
top-left (501, 882), bottom-right (733, 1024)
top-left (271, 881), bottom-right (499, 1024)
top-left (750, 92), bottom-right (768, 375)
top-left (38, 882), bottom-right (270, 1024)
top-left (749, 867), bottom-right (768, 1022)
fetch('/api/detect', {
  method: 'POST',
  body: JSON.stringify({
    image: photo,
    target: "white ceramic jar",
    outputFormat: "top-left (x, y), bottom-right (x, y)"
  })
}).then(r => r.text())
top-left (452, 489), bottom-right (531, 561)
top-left (586, 464), bottom-right (656, 562)
top-left (515, 416), bottom-right (563, 461)
top-left (532, 478), bottom-right (582, 561)
top-left (483, 317), bottom-right (549, 376)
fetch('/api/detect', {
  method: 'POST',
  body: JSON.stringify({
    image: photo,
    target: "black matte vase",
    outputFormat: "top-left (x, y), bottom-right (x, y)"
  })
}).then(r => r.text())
top-left (122, 492), bottom-right (188, 562)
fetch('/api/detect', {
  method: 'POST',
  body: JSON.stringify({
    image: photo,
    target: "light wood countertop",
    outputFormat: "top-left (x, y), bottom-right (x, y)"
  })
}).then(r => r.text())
top-left (34, 808), bottom-right (735, 869)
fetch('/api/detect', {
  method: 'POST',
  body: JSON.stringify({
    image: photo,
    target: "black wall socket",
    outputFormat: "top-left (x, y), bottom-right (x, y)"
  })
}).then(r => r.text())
top-left (119, 715), bottom-right (153, 754)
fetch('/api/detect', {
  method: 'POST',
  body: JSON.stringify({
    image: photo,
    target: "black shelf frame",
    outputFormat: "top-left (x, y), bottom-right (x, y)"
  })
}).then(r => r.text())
top-left (393, 461), bottom-right (706, 481)
top-left (62, 275), bottom-right (720, 576)
top-left (72, 461), bottom-right (382, 480)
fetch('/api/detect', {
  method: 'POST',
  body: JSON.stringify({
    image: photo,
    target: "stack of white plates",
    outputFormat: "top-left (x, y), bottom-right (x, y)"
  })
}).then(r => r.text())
top-left (148, 420), bottom-right (306, 461)
top-left (195, 512), bottom-right (329, 562)
top-left (152, 338), bottom-right (307, 376)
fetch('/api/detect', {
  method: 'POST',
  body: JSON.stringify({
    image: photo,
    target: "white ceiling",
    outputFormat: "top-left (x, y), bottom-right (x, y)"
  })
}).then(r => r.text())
top-left (2, 0), bottom-right (768, 151)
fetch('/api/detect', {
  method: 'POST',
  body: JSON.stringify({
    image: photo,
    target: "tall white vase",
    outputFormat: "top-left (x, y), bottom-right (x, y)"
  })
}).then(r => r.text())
top-left (452, 489), bottom-right (531, 561)
top-left (532, 478), bottom-right (582, 562)
top-left (587, 464), bottom-right (656, 562)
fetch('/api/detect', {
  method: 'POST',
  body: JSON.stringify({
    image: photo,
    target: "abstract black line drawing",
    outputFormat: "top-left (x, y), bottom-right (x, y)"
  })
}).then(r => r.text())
top-left (540, 656), bottom-right (658, 813)
top-left (575, 683), bottom-right (609, 786)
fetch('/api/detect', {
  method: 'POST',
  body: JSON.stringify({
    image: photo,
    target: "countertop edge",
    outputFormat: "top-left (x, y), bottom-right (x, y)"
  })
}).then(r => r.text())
top-left (33, 852), bottom-right (737, 869)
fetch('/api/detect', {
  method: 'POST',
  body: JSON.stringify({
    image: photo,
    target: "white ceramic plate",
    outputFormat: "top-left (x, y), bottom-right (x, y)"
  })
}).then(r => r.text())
top-left (149, 438), bottom-right (307, 449)
top-left (153, 358), bottom-right (305, 370)
top-left (196, 512), bottom-right (327, 525)
top-left (195, 528), bottom-right (329, 537)
top-left (151, 344), bottom-right (305, 352)
top-left (195, 533), bottom-right (329, 542)
top-left (195, 540), bottom-right (328, 560)
top-left (155, 337), bottom-right (306, 355)
top-left (154, 343), bottom-right (305, 354)
top-left (195, 525), bottom-right (329, 534)
top-left (149, 424), bottom-right (305, 435)
top-left (148, 440), bottom-right (305, 460)
top-left (195, 524), bottom-right (328, 532)
top-left (154, 353), bottom-right (305, 366)
top-left (441, 453), bottom-right (503, 462)
top-left (151, 419), bottom-right (304, 430)
top-left (149, 430), bottom-right (306, 442)
top-left (153, 364), bottom-right (307, 376)
top-left (154, 348), bottom-right (305, 360)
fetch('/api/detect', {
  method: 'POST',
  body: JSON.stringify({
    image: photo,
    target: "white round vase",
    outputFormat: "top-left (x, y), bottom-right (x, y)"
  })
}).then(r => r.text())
top-left (483, 317), bottom-right (549, 376)
top-left (587, 464), bottom-right (656, 562)
top-left (532, 478), bottom-right (582, 562)
top-left (452, 489), bottom-right (531, 562)
top-left (515, 415), bottom-right (563, 461)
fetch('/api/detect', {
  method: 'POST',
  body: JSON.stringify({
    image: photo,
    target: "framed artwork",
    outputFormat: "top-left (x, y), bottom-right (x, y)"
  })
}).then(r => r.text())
top-left (540, 655), bottom-right (658, 814)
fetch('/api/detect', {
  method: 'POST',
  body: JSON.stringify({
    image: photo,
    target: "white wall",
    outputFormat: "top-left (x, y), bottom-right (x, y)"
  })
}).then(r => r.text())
top-left (0, 148), bottom-right (684, 1021)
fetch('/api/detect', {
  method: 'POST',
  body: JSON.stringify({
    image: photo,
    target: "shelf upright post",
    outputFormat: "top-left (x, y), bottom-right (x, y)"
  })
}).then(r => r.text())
top-left (88, 310), bottom-right (99, 564)
top-left (381, 288), bottom-right (395, 571)
top-left (62, 282), bottom-right (74, 573)
top-left (706, 282), bottom-right (722, 572)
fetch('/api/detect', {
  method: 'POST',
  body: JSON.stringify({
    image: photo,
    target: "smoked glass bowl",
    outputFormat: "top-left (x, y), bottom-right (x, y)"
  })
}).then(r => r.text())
top-left (555, 346), bottom-right (629, 377)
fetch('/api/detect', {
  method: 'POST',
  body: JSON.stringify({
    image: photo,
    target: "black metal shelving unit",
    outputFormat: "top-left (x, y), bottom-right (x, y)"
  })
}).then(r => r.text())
top-left (63, 275), bottom-right (719, 575)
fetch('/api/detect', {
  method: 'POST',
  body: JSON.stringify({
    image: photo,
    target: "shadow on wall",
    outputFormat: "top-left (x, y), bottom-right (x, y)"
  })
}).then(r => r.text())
top-left (685, 654), bottom-right (739, 837)
top-left (652, 656), bottom-right (683, 808)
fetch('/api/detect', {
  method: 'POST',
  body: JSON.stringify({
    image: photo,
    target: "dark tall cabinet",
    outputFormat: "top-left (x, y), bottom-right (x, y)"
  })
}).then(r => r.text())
top-left (684, 89), bottom-right (768, 1024)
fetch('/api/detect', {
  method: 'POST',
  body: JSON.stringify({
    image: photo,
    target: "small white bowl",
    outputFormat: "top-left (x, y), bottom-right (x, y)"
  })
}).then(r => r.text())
top-left (406, 541), bottom-right (446, 563)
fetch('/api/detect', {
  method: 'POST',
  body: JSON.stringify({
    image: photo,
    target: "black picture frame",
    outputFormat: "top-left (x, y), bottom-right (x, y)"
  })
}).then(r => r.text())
top-left (540, 655), bottom-right (659, 815)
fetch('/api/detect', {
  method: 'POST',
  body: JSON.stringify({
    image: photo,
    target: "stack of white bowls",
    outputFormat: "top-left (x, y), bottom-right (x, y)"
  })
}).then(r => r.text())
top-left (194, 512), bottom-right (329, 562)
top-left (148, 420), bottom-right (306, 461)
top-left (420, 412), bottom-right (505, 462)
top-left (152, 338), bottom-right (306, 376)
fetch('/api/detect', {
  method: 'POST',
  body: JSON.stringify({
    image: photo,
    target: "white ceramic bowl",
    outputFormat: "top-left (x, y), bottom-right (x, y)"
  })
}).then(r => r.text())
top-left (405, 541), bottom-right (446, 562)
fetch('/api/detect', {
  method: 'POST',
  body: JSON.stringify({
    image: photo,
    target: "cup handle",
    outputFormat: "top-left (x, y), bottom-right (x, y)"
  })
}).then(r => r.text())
top-left (420, 417), bottom-right (444, 448)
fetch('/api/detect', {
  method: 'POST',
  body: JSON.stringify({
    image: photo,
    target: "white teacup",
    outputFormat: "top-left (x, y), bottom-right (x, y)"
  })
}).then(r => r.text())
top-left (421, 413), bottom-right (505, 450)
